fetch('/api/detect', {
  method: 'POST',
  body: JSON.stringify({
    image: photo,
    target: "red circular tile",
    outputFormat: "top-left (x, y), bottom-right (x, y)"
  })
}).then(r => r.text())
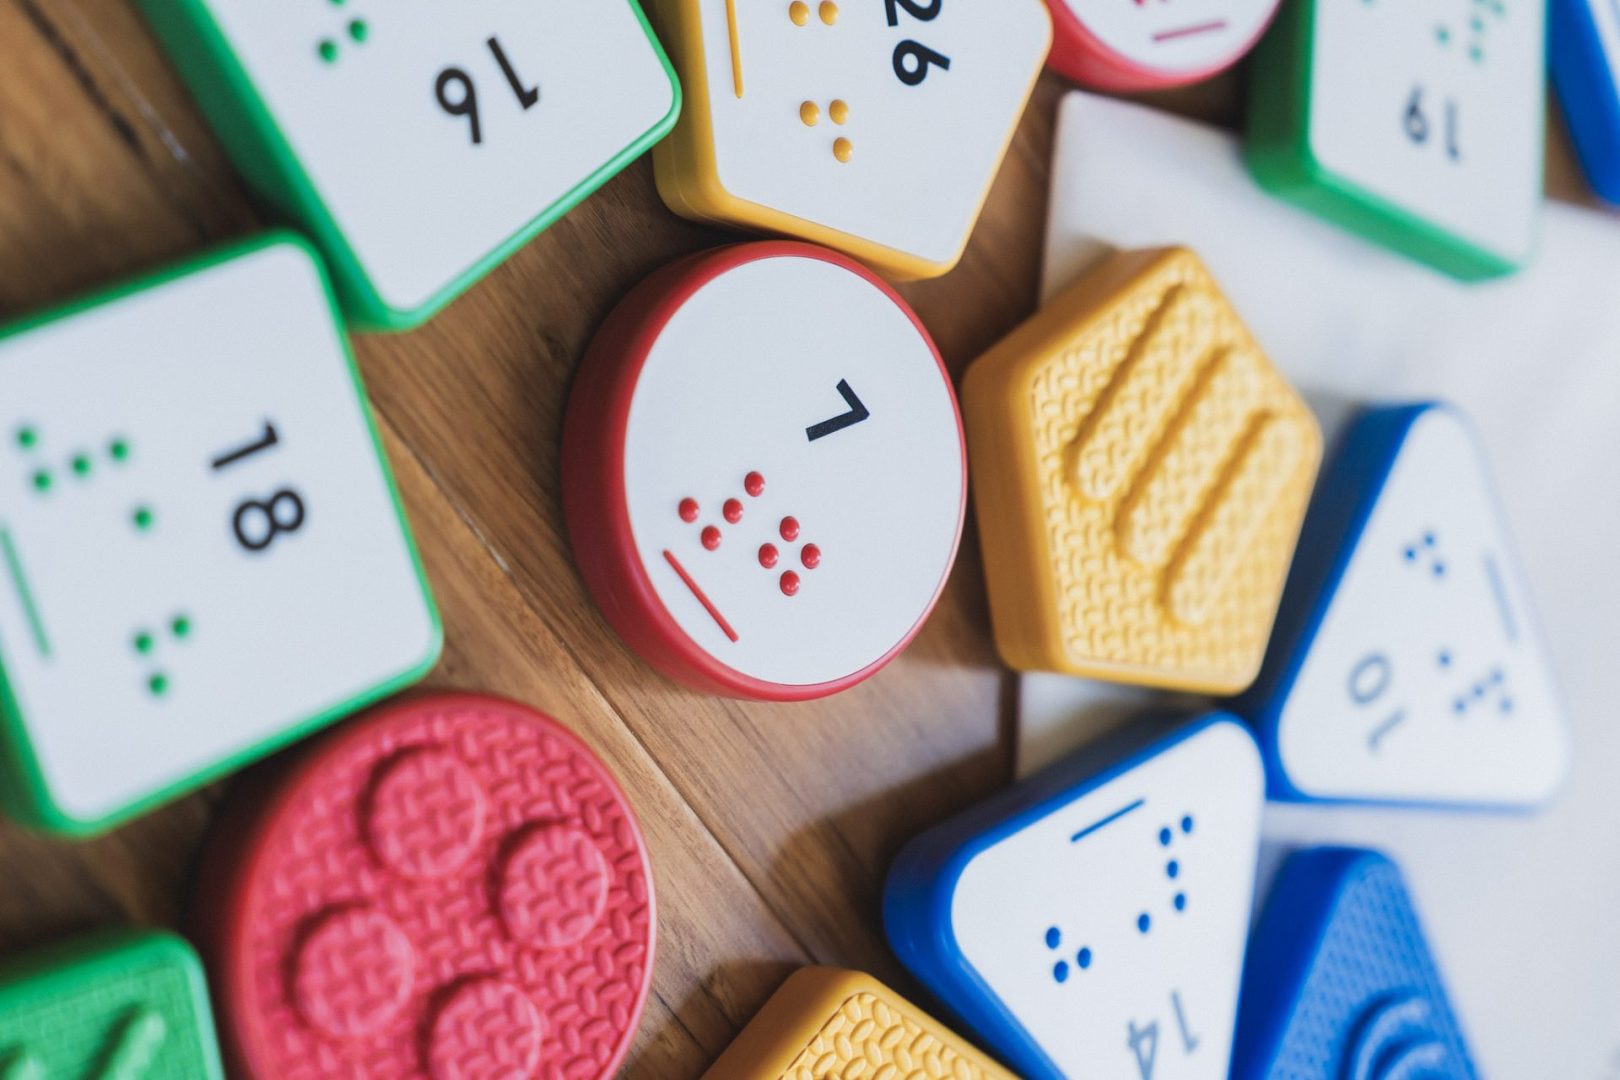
top-left (701, 525), bottom-right (722, 551)
top-left (199, 694), bottom-right (655, 1080)
top-left (780, 571), bottom-right (801, 597)
top-left (759, 544), bottom-right (780, 569)
top-left (723, 498), bottom-right (744, 524)
top-left (744, 471), bottom-right (766, 497)
top-left (678, 497), bottom-right (699, 523)
top-left (779, 516), bottom-right (801, 542)
top-left (801, 544), bottom-right (822, 570)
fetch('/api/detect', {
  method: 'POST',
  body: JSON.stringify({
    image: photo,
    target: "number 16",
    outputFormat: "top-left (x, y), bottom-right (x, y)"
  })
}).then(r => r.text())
top-left (435, 36), bottom-right (540, 146)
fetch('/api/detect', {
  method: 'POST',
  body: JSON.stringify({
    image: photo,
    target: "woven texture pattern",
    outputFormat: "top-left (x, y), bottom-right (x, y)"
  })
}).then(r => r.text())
top-left (221, 699), bottom-right (652, 1080)
top-left (781, 991), bottom-right (998, 1080)
top-left (1025, 250), bottom-right (1319, 687)
top-left (1265, 854), bottom-right (1476, 1079)
top-left (0, 937), bottom-right (215, 1079)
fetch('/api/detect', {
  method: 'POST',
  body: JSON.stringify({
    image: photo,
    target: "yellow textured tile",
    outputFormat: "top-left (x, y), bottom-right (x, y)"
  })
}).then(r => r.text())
top-left (702, 968), bottom-right (1016, 1080)
top-left (962, 247), bottom-right (1322, 693)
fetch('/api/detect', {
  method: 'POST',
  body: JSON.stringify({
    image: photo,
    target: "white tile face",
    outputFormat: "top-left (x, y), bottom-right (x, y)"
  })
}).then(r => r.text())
top-left (693, 0), bottom-right (1049, 266)
top-left (203, 0), bottom-right (675, 313)
top-left (1306, 0), bottom-right (1543, 264)
top-left (0, 242), bottom-right (437, 824)
top-left (1278, 408), bottom-right (1568, 805)
top-left (623, 255), bottom-right (964, 688)
top-left (951, 719), bottom-right (1263, 1079)
top-left (1057, 0), bottom-right (1278, 77)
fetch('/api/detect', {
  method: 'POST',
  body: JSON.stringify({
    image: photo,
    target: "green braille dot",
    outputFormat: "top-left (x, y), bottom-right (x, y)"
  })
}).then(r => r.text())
top-left (148, 673), bottom-right (169, 697)
top-left (31, 470), bottom-right (51, 493)
top-left (109, 438), bottom-right (130, 463)
top-left (1436, 25), bottom-right (1451, 43)
top-left (71, 454), bottom-right (91, 478)
top-left (134, 632), bottom-right (154, 655)
top-left (133, 507), bottom-right (154, 531)
top-left (1471, 44), bottom-right (1484, 61)
top-left (171, 615), bottom-right (191, 640)
top-left (349, 19), bottom-right (368, 42)
top-left (15, 427), bottom-right (37, 450)
top-left (318, 39), bottom-right (339, 63)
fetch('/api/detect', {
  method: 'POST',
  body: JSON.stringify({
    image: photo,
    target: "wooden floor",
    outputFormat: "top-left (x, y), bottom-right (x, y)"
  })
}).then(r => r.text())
top-left (0, 3), bottom-right (1603, 1075)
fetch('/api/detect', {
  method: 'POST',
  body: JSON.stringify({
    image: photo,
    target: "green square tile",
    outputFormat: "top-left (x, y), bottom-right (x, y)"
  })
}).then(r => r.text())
top-left (0, 932), bottom-right (223, 1080)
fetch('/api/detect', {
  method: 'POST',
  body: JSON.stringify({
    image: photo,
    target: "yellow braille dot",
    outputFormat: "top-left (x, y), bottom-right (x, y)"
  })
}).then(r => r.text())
top-left (800, 101), bottom-right (821, 126)
top-left (789, 1), bottom-right (810, 24)
top-left (829, 99), bottom-right (849, 125)
top-left (820, 1), bottom-right (839, 23)
top-left (834, 137), bottom-right (853, 163)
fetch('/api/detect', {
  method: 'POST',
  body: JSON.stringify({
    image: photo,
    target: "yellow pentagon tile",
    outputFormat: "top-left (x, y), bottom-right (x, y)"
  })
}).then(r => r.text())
top-left (962, 247), bottom-right (1322, 693)
top-left (702, 968), bottom-right (1016, 1080)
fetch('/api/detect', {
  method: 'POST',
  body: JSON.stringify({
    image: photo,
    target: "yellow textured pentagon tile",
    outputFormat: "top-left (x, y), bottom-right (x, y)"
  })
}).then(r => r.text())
top-left (702, 967), bottom-right (1016, 1080)
top-left (648, 0), bottom-right (1050, 279)
top-left (962, 247), bottom-right (1322, 693)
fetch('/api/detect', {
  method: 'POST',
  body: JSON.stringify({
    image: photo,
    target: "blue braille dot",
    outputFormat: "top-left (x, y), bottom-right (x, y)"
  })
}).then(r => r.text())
top-left (1137, 913), bottom-right (1151, 934)
top-left (1501, 698), bottom-right (1514, 714)
top-left (1403, 546), bottom-right (1418, 562)
top-left (1077, 948), bottom-right (1092, 969)
top-left (1053, 961), bottom-right (1069, 984)
top-left (1424, 532), bottom-right (1437, 546)
top-left (1158, 827), bottom-right (1172, 847)
top-left (1453, 698), bottom-right (1467, 714)
top-left (1045, 926), bottom-right (1061, 950)
top-left (1473, 683), bottom-right (1486, 699)
top-left (1181, 815), bottom-right (1194, 835)
top-left (1491, 668), bottom-right (1504, 684)
top-left (1433, 562), bottom-right (1447, 578)
top-left (1174, 893), bottom-right (1187, 912)
top-left (1437, 650), bottom-right (1452, 668)
top-left (1166, 860), bottom-right (1179, 879)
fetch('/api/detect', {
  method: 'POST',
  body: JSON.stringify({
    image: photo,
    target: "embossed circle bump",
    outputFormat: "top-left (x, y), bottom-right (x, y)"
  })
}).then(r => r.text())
top-left (496, 823), bottom-right (611, 949)
top-left (292, 906), bottom-right (416, 1039)
top-left (363, 747), bottom-right (489, 880)
top-left (426, 977), bottom-right (545, 1080)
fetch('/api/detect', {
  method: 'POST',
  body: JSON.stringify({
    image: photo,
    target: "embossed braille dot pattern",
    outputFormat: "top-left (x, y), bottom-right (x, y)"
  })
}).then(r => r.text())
top-left (425, 978), bottom-right (545, 1080)
top-left (205, 696), bottom-right (653, 1080)
top-left (363, 749), bottom-right (488, 880)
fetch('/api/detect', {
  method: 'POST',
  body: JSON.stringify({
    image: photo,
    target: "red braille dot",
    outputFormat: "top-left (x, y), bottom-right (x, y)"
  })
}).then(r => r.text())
top-left (679, 498), bottom-right (700, 523)
top-left (759, 544), bottom-right (780, 568)
top-left (745, 471), bottom-right (766, 497)
top-left (724, 498), bottom-right (744, 524)
top-left (780, 571), bottom-right (801, 596)
top-left (780, 516), bottom-right (801, 542)
top-left (801, 544), bottom-right (822, 570)
top-left (701, 526), bottom-right (722, 550)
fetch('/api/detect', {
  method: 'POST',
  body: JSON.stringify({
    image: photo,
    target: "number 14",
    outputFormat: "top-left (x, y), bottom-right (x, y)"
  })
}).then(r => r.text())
top-left (1127, 990), bottom-right (1200, 1080)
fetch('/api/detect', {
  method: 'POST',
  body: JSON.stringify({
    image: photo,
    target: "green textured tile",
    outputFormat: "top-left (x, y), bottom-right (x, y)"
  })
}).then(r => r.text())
top-left (0, 931), bottom-right (223, 1080)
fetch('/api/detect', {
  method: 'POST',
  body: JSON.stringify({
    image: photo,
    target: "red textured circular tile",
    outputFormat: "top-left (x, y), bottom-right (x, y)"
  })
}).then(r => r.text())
top-left (196, 694), bottom-right (655, 1080)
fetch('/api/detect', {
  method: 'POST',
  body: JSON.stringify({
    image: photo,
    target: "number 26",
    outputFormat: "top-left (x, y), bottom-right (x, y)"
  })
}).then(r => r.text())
top-left (885, 0), bottom-right (951, 87)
